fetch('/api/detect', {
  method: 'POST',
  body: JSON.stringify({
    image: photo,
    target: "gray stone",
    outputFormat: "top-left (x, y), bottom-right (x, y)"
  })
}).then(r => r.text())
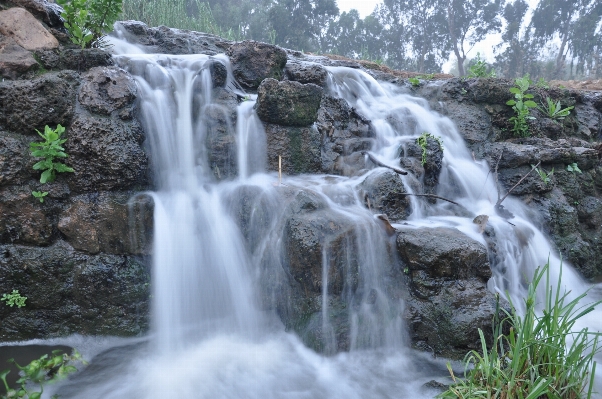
top-left (79, 66), bottom-right (137, 116)
top-left (0, 186), bottom-right (52, 245)
top-left (359, 169), bottom-right (411, 221)
top-left (227, 41), bottom-right (287, 90)
top-left (264, 123), bottom-right (321, 175)
top-left (256, 79), bottom-right (323, 126)
top-left (285, 61), bottom-right (328, 87)
top-left (0, 36), bottom-right (38, 79)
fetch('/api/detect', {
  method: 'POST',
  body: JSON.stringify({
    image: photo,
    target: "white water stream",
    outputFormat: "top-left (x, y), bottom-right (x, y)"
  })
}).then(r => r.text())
top-left (39, 34), bottom-right (602, 398)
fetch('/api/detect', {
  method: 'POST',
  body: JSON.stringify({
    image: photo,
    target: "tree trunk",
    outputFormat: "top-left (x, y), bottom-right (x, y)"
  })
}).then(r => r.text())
top-left (447, 0), bottom-right (465, 76)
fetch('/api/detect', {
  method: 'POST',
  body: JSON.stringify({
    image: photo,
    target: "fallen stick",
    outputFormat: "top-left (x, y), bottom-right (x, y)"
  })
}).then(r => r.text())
top-left (495, 161), bottom-right (540, 207)
top-left (394, 192), bottom-right (462, 207)
top-left (362, 151), bottom-right (408, 175)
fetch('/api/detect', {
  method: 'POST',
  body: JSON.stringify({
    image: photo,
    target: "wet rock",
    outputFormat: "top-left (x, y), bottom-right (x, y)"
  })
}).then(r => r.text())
top-left (285, 61), bottom-right (328, 87)
top-left (203, 90), bottom-right (238, 179)
top-left (0, 186), bottom-right (52, 245)
top-left (0, 71), bottom-right (78, 134)
top-left (34, 48), bottom-right (114, 71)
top-left (359, 169), bottom-right (411, 221)
top-left (0, 133), bottom-right (30, 185)
top-left (8, 0), bottom-right (63, 28)
top-left (0, 7), bottom-right (58, 50)
top-left (0, 36), bottom-right (38, 79)
top-left (256, 79), bottom-right (323, 126)
top-left (227, 41), bottom-right (287, 90)
top-left (396, 226), bottom-right (497, 358)
top-left (58, 192), bottom-right (153, 255)
top-left (79, 66), bottom-right (137, 116)
top-left (264, 123), bottom-right (321, 175)
top-left (65, 115), bottom-right (149, 192)
top-left (405, 136), bottom-right (443, 197)
top-left (116, 21), bottom-right (232, 55)
top-left (0, 241), bottom-right (150, 341)
top-left (208, 59), bottom-right (227, 88)
top-left (316, 95), bottom-right (374, 175)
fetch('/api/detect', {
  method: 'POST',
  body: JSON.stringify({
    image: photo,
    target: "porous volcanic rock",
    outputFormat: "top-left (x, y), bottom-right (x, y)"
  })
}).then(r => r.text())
top-left (256, 79), bottom-right (323, 126)
top-left (79, 66), bottom-right (137, 116)
top-left (227, 41), bottom-right (287, 90)
top-left (264, 123), bottom-right (321, 175)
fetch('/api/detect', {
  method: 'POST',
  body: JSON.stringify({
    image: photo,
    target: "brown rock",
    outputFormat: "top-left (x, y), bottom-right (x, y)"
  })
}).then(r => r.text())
top-left (8, 0), bottom-right (64, 27)
top-left (0, 36), bottom-right (38, 79)
top-left (0, 187), bottom-right (52, 245)
top-left (0, 8), bottom-right (58, 51)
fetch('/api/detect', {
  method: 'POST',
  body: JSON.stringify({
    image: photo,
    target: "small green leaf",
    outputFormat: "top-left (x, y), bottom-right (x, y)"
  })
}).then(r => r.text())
top-left (506, 100), bottom-right (516, 106)
top-left (509, 87), bottom-right (521, 94)
top-left (524, 100), bottom-right (538, 108)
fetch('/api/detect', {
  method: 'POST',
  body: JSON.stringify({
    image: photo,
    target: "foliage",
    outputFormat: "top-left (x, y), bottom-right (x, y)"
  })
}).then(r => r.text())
top-left (439, 261), bottom-right (601, 399)
top-left (416, 132), bottom-right (443, 166)
top-left (534, 165), bottom-right (554, 184)
top-left (1, 290), bottom-right (27, 308)
top-left (466, 53), bottom-right (495, 78)
top-left (31, 191), bottom-right (49, 203)
top-left (408, 77), bottom-right (421, 87)
top-left (567, 163), bottom-right (582, 174)
top-left (1, 350), bottom-right (86, 399)
top-left (537, 97), bottom-right (574, 120)
top-left (506, 75), bottom-right (537, 137)
top-left (535, 77), bottom-right (549, 89)
top-left (56, 0), bottom-right (123, 48)
top-left (30, 125), bottom-right (74, 185)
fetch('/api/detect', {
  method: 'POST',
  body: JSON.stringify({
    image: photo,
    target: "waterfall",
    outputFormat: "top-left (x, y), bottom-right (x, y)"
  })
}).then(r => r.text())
top-left (53, 34), bottom-right (601, 398)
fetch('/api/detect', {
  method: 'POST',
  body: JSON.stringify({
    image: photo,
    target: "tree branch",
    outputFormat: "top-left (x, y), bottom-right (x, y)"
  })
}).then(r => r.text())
top-left (495, 161), bottom-right (540, 207)
top-left (394, 192), bottom-right (462, 207)
top-left (362, 151), bottom-right (408, 175)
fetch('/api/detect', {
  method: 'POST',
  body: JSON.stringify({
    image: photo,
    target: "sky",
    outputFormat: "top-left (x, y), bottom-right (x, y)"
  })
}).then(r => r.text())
top-left (336, 0), bottom-right (381, 19)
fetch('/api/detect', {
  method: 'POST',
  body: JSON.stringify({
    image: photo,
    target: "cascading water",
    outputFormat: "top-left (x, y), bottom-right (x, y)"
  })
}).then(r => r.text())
top-left (50, 32), bottom-right (602, 398)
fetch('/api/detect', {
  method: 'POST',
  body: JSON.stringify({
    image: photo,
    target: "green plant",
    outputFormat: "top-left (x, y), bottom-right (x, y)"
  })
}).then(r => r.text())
top-left (1, 290), bottom-right (27, 308)
top-left (416, 132), bottom-right (443, 166)
top-left (56, 0), bottom-right (122, 48)
top-left (31, 191), bottom-right (48, 203)
top-left (567, 163), bottom-right (582, 174)
top-left (466, 53), bottom-right (496, 78)
top-left (439, 261), bottom-right (601, 399)
top-left (408, 77), bottom-right (421, 87)
top-left (538, 97), bottom-right (574, 120)
top-left (535, 77), bottom-right (550, 89)
top-left (417, 73), bottom-right (435, 80)
top-left (506, 75), bottom-right (538, 137)
top-left (533, 165), bottom-right (554, 184)
top-left (30, 125), bottom-right (74, 184)
top-left (1, 349), bottom-right (85, 399)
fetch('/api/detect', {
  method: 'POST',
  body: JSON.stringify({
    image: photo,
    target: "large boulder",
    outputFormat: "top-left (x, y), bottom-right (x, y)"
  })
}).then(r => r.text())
top-left (359, 169), bottom-right (411, 221)
top-left (0, 7), bottom-right (58, 50)
top-left (64, 115), bottom-right (149, 192)
top-left (34, 47), bottom-right (114, 72)
top-left (285, 61), bottom-right (328, 87)
top-left (79, 66), bottom-right (137, 117)
top-left (397, 226), bottom-right (498, 358)
top-left (256, 78), bottom-right (323, 126)
top-left (7, 0), bottom-right (64, 28)
top-left (227, 41), bottom-right (287, 90)
top-left (0, 71), bottom-right (78, 134)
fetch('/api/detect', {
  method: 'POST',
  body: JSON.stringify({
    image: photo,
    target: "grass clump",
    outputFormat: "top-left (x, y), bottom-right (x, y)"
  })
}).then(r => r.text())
top-left (439, 261), bottom-right (601, 399)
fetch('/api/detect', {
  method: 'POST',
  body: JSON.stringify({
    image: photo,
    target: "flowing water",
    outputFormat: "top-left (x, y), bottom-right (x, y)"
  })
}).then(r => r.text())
top-left (34, 32), bottom-right (602, 398)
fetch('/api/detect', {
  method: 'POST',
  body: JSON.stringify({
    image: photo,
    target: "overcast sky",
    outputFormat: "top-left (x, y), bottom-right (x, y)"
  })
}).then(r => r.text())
top-left (336, 0), bottom-right (381, 18)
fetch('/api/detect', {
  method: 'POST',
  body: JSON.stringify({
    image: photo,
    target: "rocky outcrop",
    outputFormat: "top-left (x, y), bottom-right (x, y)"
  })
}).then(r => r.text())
top-left (0, 37), bottom-right (38, 79)
top-left (227, 41), bottom-right (287, 90)
top-left (256, 79), bottom-right (323, 126)
top-left (0, 7), bottom-right (58, 50)
top-left (397, 227), bottom-right (500, 358)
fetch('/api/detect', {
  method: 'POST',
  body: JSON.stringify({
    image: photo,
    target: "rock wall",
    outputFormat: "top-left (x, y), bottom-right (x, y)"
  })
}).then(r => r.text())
top-left (0, 1), bottom-right (151, 341)
top-left (1, 9), bottom-right (601, 360)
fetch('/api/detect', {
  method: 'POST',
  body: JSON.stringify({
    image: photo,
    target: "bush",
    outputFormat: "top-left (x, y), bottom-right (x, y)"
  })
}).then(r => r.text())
top-left (439, 261), bottom-right (601, 399)
top-left (506, 75), bottom-right (537, 137)
top-left (56, 0), bottom-right (122, 48)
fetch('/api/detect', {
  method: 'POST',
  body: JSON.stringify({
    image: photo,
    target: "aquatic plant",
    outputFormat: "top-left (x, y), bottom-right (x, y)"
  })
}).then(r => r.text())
top-left (439, 261), bottom-right (601, 398)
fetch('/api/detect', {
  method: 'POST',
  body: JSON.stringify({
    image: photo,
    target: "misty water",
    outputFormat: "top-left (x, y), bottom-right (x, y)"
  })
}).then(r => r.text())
top-left (15, 31), bottom-right (602, 398)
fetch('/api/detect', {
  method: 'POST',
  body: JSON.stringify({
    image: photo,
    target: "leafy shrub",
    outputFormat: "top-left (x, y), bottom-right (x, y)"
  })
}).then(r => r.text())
top-left (467, 53), bottom-right (495, 78)
top-left (30, 125), bottom-right (74, 184)
top-left (1, 350), bottom-right (85, 399)
top-left (506, 75), bottom-right (537, 137)
top-left (56, 0), bottom-right (123, 48)
top-left (1, 290), bottom-right (26, 308)
top-left (538, 97), bottom-right (574, 120)
top-left (567, 163), bottom-right (582, 174)
top-left (439, 261), bottom-right (601, 399)
top-left (408, 77), bottom-right (421, 87)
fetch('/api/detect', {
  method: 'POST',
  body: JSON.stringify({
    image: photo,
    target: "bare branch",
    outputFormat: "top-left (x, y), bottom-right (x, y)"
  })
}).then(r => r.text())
top-left (362, 151), bottom-right (408, 175)
top-left (496, 161), bottom-right (541, 207)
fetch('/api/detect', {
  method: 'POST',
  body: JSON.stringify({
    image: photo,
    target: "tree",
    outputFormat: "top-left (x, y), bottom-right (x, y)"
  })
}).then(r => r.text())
top-left (494, 0), bottom-right (534, 78)
top-left (443, 0), bottom-right (503, 76)
top-left (531, 0), bottom-right (602, 78)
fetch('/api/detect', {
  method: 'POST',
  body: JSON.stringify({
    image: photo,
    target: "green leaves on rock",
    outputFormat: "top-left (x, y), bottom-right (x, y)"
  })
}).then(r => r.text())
top-left (30, 124), bottom-right (74, 184)
top-left (56, 0), bottom-right (123, 49)
top-left (506, 75), bottom-right (537, 137)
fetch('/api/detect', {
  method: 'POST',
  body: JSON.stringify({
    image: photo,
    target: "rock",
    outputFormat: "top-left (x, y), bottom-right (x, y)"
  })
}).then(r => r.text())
top-left (0, 7), bottom-right (58, 50)
top-left (227, 41), bottom-right (287, 90)
top-left (35, 48), bottom-right (114, 72)
top-left (115, 21), bottom-right (232, 55)
top-left (359, 169), bottom-right (411, 221)
top-left (0, 71), bottom-right (78, 134)
top-left (64, 115), bottom-right (149, 192)
top-left (203, 89), bottom-right (238, 179)
top-left (316, 95), bottom-right (374, 175)
top-left (208, 59), bottom-right (227, 88)
top-left (0, 186), bottom-right (52, 245)
top-left (396, 226), bottom-right (498, 358)
top-left (285, 61), bottom-right (328, 87)
top-left (58, 192), bottom-right (153, 255)
top-left (0, 133), bottom-right (30, 185)
top-left (79, 67), bottom-right (137, 116)
top-left (0, 36), bottom-right (38, 79)
top-left (264, 123), bottom-right (321, 175)
top-left (0, 241), bottom-right (150, 341)
top-left (256, 79), bottom-right (323, 127)
top-left (8, 0), bottom-right (63, 27)
top-left (405, 136), bottom-right (443, 197)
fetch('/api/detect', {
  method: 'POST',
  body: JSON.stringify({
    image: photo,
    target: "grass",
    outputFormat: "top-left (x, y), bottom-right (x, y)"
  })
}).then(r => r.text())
top-left (121, 0), bottom-right (233, 38)
top-left (438, 261), bottom-right (601, 399)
